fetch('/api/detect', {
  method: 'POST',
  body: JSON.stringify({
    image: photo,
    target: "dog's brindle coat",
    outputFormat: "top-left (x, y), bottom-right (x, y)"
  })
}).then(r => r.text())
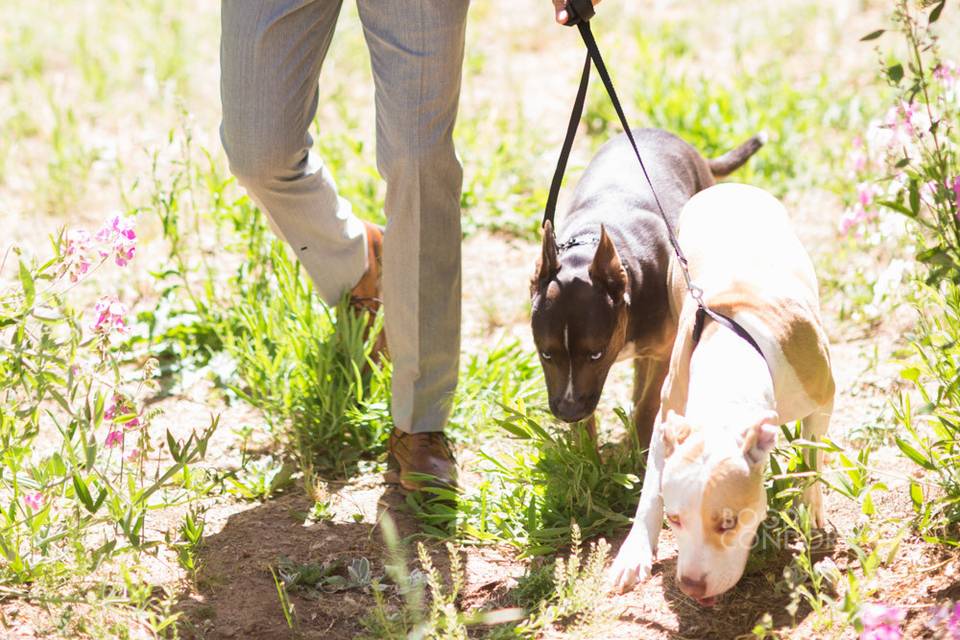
top-left (530, 128), bottom-right (763, 446)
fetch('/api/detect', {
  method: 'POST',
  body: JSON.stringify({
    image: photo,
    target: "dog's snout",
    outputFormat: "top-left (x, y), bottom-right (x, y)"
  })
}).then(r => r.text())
top-left (552, 397), bottom-right (590, 423)
top-left (678, 573), bottom-right (708, 599)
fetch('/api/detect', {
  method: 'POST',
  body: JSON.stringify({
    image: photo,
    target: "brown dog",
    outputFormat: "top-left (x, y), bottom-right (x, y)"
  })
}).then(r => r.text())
top-left (530, 128), bottom-right (764, 446)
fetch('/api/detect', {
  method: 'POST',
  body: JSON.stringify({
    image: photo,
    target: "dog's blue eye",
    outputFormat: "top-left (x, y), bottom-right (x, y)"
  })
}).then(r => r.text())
top-left (540, 351), bottom-right (552, 361)
top-left (590, 351), bottom-right (603, 361)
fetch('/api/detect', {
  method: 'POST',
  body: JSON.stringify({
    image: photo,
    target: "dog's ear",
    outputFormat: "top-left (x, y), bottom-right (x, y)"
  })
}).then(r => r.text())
top-left (532, 220), bottom-right (560, 295)
top-left (589, 225), bottom-right (628, 303)
top-left (740, 411), bottom-right (779, 467)
top-left (661, 410), bottom-right (691, 458)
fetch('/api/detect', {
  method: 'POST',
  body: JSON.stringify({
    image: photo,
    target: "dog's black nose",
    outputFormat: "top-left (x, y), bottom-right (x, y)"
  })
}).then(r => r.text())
top-left (552, 397), bottom-right (591, 423)
top-left (678, 573), bottom-right (708, 599)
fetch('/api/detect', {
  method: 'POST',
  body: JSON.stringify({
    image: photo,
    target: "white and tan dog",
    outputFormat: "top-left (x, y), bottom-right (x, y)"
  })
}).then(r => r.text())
top-left (608, 183), bottom-right (834, 605)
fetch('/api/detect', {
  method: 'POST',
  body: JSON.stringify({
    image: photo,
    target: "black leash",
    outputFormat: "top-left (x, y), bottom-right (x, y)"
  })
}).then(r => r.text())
top-left (545, 0), bottom-right (764, 358)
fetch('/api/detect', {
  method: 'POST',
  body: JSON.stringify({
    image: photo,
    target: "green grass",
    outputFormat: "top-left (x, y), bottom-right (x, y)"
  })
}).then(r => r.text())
top-left (410, 405), bottom-right (644, 555)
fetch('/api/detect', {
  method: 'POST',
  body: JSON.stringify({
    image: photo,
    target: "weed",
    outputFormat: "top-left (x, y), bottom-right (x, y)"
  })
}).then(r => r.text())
top-left (0, 224), bottom-right (215, 634)
top-left (224, 455), bottom-right (297, 502)
top-left (145, 142), bottom-right (392, 478)
top-left (270, 565), bottom-right (297, 630)
top-left (412, 404), bottom-right (642, 555)
top-left (172, 507), bottom-right (206, 577)
top-left (360, 519), bottom-right (606, 639)
top-left (894, 283), bottom-right (960, 540)
top-left (513, 525), bottom-right (612, 636)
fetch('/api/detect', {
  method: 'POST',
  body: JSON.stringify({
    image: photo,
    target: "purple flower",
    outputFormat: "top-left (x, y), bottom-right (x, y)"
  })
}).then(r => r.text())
top-left (23, 491), bottom-right (46, 511)
top-left (89, 296), bottom-right (128, 336)
top-left (948, 602), bottom-right (960, 639)
top-left (839, 182), bottom-right (883, 235)
top-left (65, 229), bottom-right (94, 283)
top-left (866, 102), bottom-right (933, 158)
top-left (861, 603), bottom-right (906, 640)
top-left (847, 136), bottom-right (868, 176)
top-left (104, 393), bottom-right (140, 428)
top-left (105, 430), bottom-right (124, 448)
top-left (934, 61), bottom-right (959, 95)
top-left (857, 182), bottom-right (880, 208)
top-left (95, 215), bottom-right (137, 267)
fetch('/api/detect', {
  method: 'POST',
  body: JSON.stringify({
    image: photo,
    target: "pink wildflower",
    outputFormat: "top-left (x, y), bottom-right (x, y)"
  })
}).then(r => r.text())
top-left (949, 602), bottom-right (960, 639)
top-left (899, 101), bottom-right (932, 137)
top-left (64, 229), bottom-right (94, 283)
top-left (861, 603), bottom-right (906, 640)
top-left (124, 448), bottom-right (141, 463)
top-left (867, 102), bottom-right (932, 157)
top-left (858, 182), bottom-right (880, 208)
top-left (105, 430), bottom-right (124, 448)
top-left (95, 215), bottom-right (137, 267)
top-left (104, 393), bottom-right (140, 429)
top-left (847, 136), bottom-right (868, 175)
top-left (934, 61), bottom-right (959, 96)
top-left (89, 296), bottom-right (128, 336)
top-left (23, 491), bottom-right (46, 511)
top-left (840, 182), bottom-right (883, 235)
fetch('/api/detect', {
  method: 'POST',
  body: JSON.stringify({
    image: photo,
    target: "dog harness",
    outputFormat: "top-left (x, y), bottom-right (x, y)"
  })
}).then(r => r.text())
top-left (543, 1), bottom-right (764, 358)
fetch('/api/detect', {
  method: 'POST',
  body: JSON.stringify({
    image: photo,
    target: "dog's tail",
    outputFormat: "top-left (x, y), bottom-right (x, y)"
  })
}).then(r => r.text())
top-left (708, 132), bottom-right (767, 178)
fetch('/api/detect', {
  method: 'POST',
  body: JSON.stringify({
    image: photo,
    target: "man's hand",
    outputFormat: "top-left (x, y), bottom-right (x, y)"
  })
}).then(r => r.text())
top-left (553, 0), bottom-right (601, 25)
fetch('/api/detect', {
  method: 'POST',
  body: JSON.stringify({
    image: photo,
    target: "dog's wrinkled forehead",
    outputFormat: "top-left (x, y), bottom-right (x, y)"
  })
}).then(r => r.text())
top-left (660, 419), bottom-right (766, 515)
top-left (535, 271), bottom-right (607, 307)
top-left (532, 274), bottom-right (618, 340)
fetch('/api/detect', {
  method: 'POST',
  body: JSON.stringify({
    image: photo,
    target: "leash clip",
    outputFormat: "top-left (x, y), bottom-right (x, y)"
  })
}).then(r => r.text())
top-left (564, 0), bottom-right (595, 26)
top-left (688, 284), bottom-right (704, 306)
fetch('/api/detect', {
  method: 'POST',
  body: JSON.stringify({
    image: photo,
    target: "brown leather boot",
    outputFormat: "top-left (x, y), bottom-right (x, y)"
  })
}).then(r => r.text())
top-left (386, 429), bottom-right (458, 491)
top-left (349, 221), bottom-right (387, 359)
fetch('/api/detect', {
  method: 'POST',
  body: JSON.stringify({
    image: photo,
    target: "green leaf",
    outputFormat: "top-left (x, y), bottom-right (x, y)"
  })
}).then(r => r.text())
top-left (916, 246), bottom-right (957, 269)
top-left (860, 29), bottom-right (885, 41)
top-left (909, 179), bottom-right (920, 216)
top-left (878, 199), bottom-right (914, 217)
top-left (888, 63), bottom-right (904, 84)
top-left (900, 366), bottom-right (921, 384)
top-left (167, 430), bottom-right (182, 462)
top-left (929, 1), bottom-right (946, 24)
top-left (18, 261), bottom-right (35, 308)
top-left (496, 419), bottom-right (532, 440)
top-left (862, 491), bottom-right (875, 516)
top-left (72, 474), bottom-right (95, 512)
top-left (909, 481), bottom-right (924, 511)
top-left (895, 437), bottom-right (936, 470)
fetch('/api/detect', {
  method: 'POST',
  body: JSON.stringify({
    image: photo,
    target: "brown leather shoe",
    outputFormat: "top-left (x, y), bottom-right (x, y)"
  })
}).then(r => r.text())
top-left (386, 429), bottom-right (458, 491)
top-left (350, 221), bottom-right (387, 359)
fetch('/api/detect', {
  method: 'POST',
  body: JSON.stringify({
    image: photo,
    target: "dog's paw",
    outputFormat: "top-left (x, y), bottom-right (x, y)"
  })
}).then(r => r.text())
top-left (803, 484), bottom-right (826, 529)
top-left (607, 538), bottom-right (653, 594)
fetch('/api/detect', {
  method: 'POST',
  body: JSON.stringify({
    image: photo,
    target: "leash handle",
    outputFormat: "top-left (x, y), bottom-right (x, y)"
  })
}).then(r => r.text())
top-left (563, 0), bottom-right (596, 26)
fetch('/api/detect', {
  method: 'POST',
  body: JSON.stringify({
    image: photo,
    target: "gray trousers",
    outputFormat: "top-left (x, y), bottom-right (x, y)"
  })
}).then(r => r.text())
top-left (220, 1), bottom-right (469, 434)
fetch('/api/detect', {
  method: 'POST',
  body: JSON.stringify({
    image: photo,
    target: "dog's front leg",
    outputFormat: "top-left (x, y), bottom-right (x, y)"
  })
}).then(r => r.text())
top-left (632, 357), bottom-right (669, 449)
top-left (608, 416), bottom-right (665, 593)
top-left (801, 400), bottom-right (833, 528)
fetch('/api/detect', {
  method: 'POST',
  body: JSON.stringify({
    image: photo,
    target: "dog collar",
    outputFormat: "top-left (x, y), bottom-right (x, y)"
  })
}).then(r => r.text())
top-left (557, 233), bottom-right (600, 253)
top-left (692, 306), bottom-right (765, 359)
